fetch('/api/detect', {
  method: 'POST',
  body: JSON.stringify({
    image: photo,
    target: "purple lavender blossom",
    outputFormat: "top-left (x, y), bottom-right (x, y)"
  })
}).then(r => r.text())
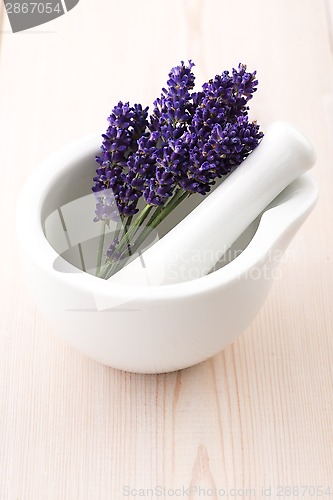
top-left (176, 64), bottom-right (262, 194)
top-left (92, 101), bottom-right (149, 222)
top-left (180, 116), bottom-right (263, 194)
top-left (150, 60), bottom-right (196, 142)
top-left (93, 62), bottom-right (263, 218)
top-left (106, 237), bottom-right (119, 258)
top-left (189, 64), bottom-right (259, 150)
top-left (93, 61), bottom-right (264, 278)
top-left (129, 62), bottom-right (263, 204)
top-left (126, 60), bottom-right (197, 207)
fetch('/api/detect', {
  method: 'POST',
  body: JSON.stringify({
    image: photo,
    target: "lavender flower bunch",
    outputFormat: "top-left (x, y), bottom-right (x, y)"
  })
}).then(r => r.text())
top-left (93, 61), bottom-right (263, 279)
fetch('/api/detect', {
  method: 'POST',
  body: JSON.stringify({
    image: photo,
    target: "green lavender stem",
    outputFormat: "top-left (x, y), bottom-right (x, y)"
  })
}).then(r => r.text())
top-left (129, 188), bottom-right (189, 257)
top-left (96, 220), bottom-right (106, 276)
top-left (96, 205), bottom-right (153, 279)
top-left (102, 189), bottom-right (190, 279)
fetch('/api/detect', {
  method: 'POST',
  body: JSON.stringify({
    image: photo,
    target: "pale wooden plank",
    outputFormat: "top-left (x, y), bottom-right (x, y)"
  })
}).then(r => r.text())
top-left (0, 0), bottom-right (332, 497)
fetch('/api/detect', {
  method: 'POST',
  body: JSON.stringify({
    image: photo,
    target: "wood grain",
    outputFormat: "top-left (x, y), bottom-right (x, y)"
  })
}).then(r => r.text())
top-left (0, 0), bottom-right (332, 498)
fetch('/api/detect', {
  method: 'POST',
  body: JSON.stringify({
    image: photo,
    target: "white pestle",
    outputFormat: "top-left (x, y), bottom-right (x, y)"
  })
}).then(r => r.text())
top-left (109, 121), bottom-right (316, 286)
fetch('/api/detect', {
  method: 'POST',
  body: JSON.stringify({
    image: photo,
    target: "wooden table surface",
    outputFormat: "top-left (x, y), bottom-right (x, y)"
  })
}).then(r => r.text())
top-left (1, 1), bottom-right (332, 498)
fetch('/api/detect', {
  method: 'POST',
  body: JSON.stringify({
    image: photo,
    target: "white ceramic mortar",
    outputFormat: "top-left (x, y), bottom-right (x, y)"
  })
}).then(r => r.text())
top-left (16, 133), bottom-right (318, 373)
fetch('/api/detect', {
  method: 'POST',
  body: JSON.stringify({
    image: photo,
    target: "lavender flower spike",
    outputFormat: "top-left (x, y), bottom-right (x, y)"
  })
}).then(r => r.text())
top-left (93, 101), bottom-right (149, 222)
top-left (93, 61), bottom-right (264, 279)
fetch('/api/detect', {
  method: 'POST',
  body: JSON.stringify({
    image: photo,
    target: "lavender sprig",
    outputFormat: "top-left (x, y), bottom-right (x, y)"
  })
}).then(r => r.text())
top-left (92, 62), bottom-right (264, 279)
top-left (92, 101), bottom-right (149, 222)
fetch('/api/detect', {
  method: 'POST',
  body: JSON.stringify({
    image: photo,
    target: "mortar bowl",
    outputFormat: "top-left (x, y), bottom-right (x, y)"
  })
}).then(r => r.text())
top-left (16, 135), bottom-right (318, 373)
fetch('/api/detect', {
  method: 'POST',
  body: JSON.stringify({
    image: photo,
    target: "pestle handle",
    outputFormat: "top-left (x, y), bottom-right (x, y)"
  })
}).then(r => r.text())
top-left (109, 121), bottom-right (316, 286)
